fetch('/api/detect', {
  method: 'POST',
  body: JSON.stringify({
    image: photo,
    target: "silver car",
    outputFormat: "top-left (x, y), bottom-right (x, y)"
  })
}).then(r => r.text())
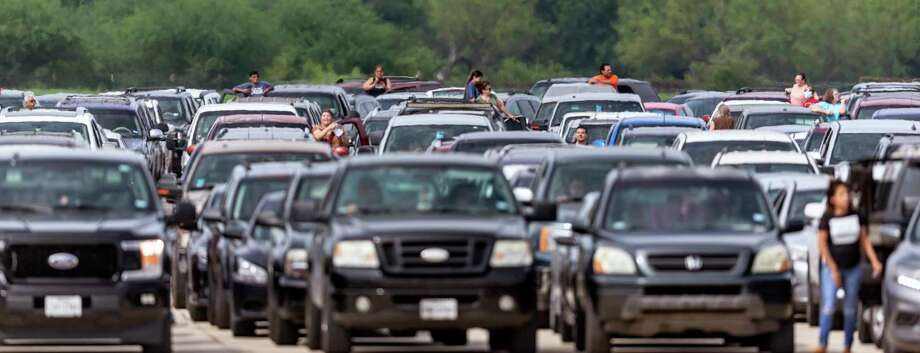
top-left (882, 202), bottom-right (920, 352)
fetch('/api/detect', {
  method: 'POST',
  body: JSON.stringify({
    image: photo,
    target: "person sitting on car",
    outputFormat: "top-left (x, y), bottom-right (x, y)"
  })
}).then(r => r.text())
top-left (811, 88), bottom-right (847, 122)
top-left (710, 105), bottom-right (733, 130)
top-left (362, 64), bottom-right (392, 97)
top-left (464, 70), bottom-right (483, 101)
top-left (312, 110), bottom-right (349, 148)
top-left (587, 63), bottom-right (619, 89)
top-left (475, 81), bottom-right (515, 118)
top-left (232, 70), bottom-right (273, 97)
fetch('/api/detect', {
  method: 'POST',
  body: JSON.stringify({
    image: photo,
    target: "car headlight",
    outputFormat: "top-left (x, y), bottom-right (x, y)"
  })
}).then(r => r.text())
top-left (233, 258), bottom-right (268, 285)
top-left (539, 223), bottom-right (572, 253)
top-left (593, 246), bottom-right (636, 275)
top-left (333, 240), bottom-right (379, 268)
top-left (490, 240), bottom-right (533, 267)
top-left (284, 249), bottom-right (309, 277)
top-left (121, 239), bottom-right (165, 281)
top-left (896, 268), bottom-right (920, 291)
top-left (752, 244), bottom-right (791, 274)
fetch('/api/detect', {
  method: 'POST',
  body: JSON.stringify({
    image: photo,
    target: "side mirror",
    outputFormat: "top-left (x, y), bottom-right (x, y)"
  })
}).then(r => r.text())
top-left (783, 219), bottom-right (806, 234)
top-left (255, 210), bottom-right (284, 228)
top-left (902, 196), bottom-right (920, 219)
top-left (171, 201), bottom-right (197, 230)
top-left (513, 187), bottom-right (534, 205)
top-left (148, 129), bottom-right (165, 141)
top-left (525, 202), bottom-right (557, 222)
top-left (156, 176), bottom-right (182, 202)
top-left (291, 200), bottom-right (323, 223)
top-left (201, 207), bottom-right (224, 223)
top-left (222, 223), bottom-right (245, 240)
top-left (803, 202), bottom-right (825, 222)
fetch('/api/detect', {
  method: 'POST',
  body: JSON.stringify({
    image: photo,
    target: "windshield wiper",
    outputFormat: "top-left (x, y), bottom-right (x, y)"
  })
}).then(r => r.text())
top-left (0, 204), bottom-right (53, 214)
top-left (53, 204), bottom-right (115, 212)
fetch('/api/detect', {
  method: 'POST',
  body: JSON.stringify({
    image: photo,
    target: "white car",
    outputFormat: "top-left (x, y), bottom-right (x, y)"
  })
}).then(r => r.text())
top-left (426, 87), bottom-right (466, 99)
top-left (378, 113), bottom-right (493, 154)
top-left (542, 83), bottom-right (614, 99)
top-left (712, 151), bottom-right (818, 174)
top-left (182, 103), bottom-right (299, 167)
top-left (561, 112), bottom-right (658, 144)
top-left (535, 92), bottom-right (644, 133)
top-left (708, 99), bottom-right (788, 126)
top-left (0, 108), bottom-right (109, 150)
top-left (815, 119), bottom-right (920, 168)
top-left (673, 130), bottom-right (801, 165)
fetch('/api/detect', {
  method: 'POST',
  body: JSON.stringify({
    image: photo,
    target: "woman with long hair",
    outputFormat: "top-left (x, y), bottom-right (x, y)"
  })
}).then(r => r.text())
top-left (464, 70), bottom-right (483, 101)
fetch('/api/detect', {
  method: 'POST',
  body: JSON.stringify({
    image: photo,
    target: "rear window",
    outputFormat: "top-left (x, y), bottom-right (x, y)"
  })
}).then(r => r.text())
top-left (681, 140), bottom-right (797, 165)
top-left (91, 110), bottom-right (143, 138)
top-left (551, 100), bottom-right (643, 127)
top-left (744, 114), bottom-right (818, 129)
top-left (534, 102), bottom-right (556, 124)
top-left (192, 110), bottom-right (296, 144)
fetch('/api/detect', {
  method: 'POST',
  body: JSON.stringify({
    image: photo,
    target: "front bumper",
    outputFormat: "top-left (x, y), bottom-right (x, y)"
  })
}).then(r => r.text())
top-left (329, 268), bottom-right (536, 330)
top-left (588, 273), bottom-right (793, 337)
top-left (0, 280), bottom-right (169, 344)
top-left (885, 283), bottom-right (920, 352)
top-left (231, 280), bottom-right (267, 321)
top-left (274, 275), bottom-right (307, 322)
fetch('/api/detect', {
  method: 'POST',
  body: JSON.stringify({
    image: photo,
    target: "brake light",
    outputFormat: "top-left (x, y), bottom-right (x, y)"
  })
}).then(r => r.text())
top-left (158, 188), bottom-right (170, 197)
top-left (531, 122), bottom-right (541, 130)
top-left (185, 144), bottom-right (196, 154)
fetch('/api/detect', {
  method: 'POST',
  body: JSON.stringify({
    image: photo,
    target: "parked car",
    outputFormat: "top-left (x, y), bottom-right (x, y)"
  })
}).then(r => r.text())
top-left (643, 102), bottom-right (693, 117)
top-left (235, 96), bottom-right (323, 128)
top-left (0, 147), bottom-right (177, 353)
top-left (564, 118), bottom-right (620, 146)
top-left (618, 126), bottom-right (706, 148)
top-left (378, 114), bottom-right (493, 154)
top-left (183, 102), bottom-right (299, 168)
top-left (203, 114), bottom-right (310, 142)
top-left (185, 184), bottom-right (228, 322)
top-left (876, 135), bottom-right (920, 159)
top-left (757, 124), bottom-right (813, 150)
top-left (852, 96), bottom-right (920, 121)
top-left (558, 112), bottom-right (629, 141)
top-left (871, 107), bottom-right (920, 121)
top-left (813, 120), bottom-right (920, 169)
top-left (709, 100), bottom-right (788, 123)
top-left (607, 114), bottom-right (707, 145)
top-left (533, 93), bottom-right (644, 132)
top-left (271, 84), bottom-right (352, 118)
top-left (679, 91), bottom-right (731, 120)
top-left (846, 82), bottom-right (920, 115)
top-left (449, 131), bottom-right (563, 154)
top-left (529, 77), bottom-right (590, 99)
top-left (302, 154), bottom-right (540, 353)
top-left (0, 108), bottom-right (111, 150)
top-left (128, 87), bottom-right (198, 134)
top-left (673, 130), bottom-right (801, 166)
top-left (882, 200), bottom-right (920, 352)
top-left (554, 166), bottom-right (800, 353)
top-left (712, 151), bottom-right (819, 174)
top-left (735, 105), bottom-right (821, 130)
top-left (504, 93), bottom-right (541, 126)
top-left (542, 83), bottom-right (615, 100)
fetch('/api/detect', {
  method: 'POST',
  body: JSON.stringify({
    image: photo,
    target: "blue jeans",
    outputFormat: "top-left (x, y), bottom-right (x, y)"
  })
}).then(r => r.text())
top-left (819, 264), bottom-right (862, 348)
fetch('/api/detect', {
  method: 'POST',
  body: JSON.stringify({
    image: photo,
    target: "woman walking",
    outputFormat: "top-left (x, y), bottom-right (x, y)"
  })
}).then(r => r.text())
top-left (815, 180), bottom-right (883, 353)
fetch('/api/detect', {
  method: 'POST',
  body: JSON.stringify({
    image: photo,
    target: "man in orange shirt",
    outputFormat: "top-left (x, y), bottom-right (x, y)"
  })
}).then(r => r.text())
top-left (588, 63), bottom-right (619, 89)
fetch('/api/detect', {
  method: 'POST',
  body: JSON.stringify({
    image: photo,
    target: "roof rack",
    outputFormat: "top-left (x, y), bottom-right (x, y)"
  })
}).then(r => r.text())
top-left (125, 86), bottom-right (186, 94)
top-left (235, 96), bottom-right (305, 104)
top-left (60, 95), bottom-right (132, 105)
top-left (734, 87), bottom-right (787, 94)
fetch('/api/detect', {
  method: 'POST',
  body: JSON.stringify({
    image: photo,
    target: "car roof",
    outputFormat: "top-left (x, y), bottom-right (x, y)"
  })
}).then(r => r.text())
top-left (715, 151), bottom-right (810, 165)
top-left (388, 113), bottom-right (490, 127)
top-left (195, 140), bottom-right (331, 155)
top-left (681, 130), bottom-right (794, 143)
top-left (543, 83), bottom-right (615, 98)
top-left (677, 91), bottom-right (731, 100)
top-left (453, 131), bottom-right (562, 142)
top-left (756, 125), bottom-right (813, 134)
top-left (562, 112), bottom-right (650, 121)
top-left (0, 114), bottom-right (95, 125)
top-left (755, 172), bottom-right (830, 190)
top-left (622, 126), bottom-right (703, 136)
top-left (0, 135), bottom-right (85, 148)
top-left (344, 153), bottom-right (500, 169)
top-left (0, 145), bottom-right (145, 164)
top-left (548, 146), bottom-right (692, 164)
top-left (196, 103), bottom-right (298, 113)
top-left (273, 84), bottom-right (345, 94)
top-left (872, 107), bottom-right (920, 119)
top-left (1, 109), bottom-right (92, 120)
top-left (725, 91), bottom-right (789, 102)
top-left (721, 100), bottom-right (788, 108)
top-left (742, 105), bottom-right (817, 115)
top-left (540, 92), bottom-right (642, 104)
top-left (644, 102), bottom-right (683, 109)
top-left (237, 161), bottom-right (307, 178)
top-left (376, 92), bottom-right (422, 100)
top-left (619, 116), bottom-right (706, 128)
top-left (616, 166), bottom-right (753, 183)
top-left (212, 114), bottom-right (308, 125)
top-left (833, 119), bottom-right (920, 133)
top-left (857, 97), bottom-right (920, 107)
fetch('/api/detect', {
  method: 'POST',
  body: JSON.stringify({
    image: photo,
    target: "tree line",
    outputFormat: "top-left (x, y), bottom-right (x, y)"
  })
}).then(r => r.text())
top-left (3, 0), bottom-right (919, 91)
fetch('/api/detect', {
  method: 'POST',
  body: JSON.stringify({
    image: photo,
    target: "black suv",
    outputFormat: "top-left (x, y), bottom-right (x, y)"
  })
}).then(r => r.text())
top-left (0, 148), bottom-right (178, 352)
top-left (300, 155), bottom-right (538, 353)
top-left (555, 167), bottom-right (799, 353)
top-left (185, 184), bottom-right (228, 321)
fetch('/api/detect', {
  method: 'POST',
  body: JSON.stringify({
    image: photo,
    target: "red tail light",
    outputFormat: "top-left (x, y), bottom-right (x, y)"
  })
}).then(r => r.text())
top-left (185, 144), bottom-right (196, 155)
top-left (531, 123), bottom-right (541, 130)
top-left (333, 146), bottom-right (349, 157)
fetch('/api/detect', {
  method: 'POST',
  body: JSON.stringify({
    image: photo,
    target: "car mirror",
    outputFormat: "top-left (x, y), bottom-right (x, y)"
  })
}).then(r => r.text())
top-left (201, 207), bottom-right (224, 223)
top-left (171, 201), bottom-right (197, 230)
top-left (513, 187), bottom-right (534, 205)
top-left (902, 196), bottom-right (920, 219)
top-left (525, 202), bottom-right (557, 222)
top-left (222, 223), bottom-right (245, 240)
top-left (803, 202), bottom-right (825, 222)
top-left (255, 210), bottom-right (284, 228)
top-left (147, 129), bottom-right (165, 141)
top-left (291, 200), bottom-right (323, 223)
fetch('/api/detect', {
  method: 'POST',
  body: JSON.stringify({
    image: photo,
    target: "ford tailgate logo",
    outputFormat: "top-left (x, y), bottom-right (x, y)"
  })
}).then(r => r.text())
top-left (48, 253), bottom-right (79, 271)
top-left (419, 248), bottom-right (449, 263)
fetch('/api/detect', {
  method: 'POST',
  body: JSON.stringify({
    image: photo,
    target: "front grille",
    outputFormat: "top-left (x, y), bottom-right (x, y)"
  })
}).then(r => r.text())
top-left (895, 312), bottom-right (920, 327)
top-left (645, 285), bottom-right (742, 296)
top-left (645, 253), bottom-right (740, 273)
top-left (6, 244), bottom-right (119, 281)
top-left (379, 237), bottom-right (491, 276)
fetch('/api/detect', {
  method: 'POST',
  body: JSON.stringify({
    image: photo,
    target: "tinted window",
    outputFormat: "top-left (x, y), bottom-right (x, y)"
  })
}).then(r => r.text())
top-left (620, 134), bottom-right (678, 147)
top-left (188, 153), bottom-right (327, 190)
top-left (548, 160), bottom-right (687, 201)
top-left (294, 175), bottom-right (332, 204)
top-left (231, 178), bottom-right (290, 221)
top-left (192, 110), bottom-right (295, 144)
top-left (530, 82), bottom-right (551, 99)
top-left (744, 114), bottom-right (818, 129)
top-left (857, 107), bottom-right (885, 120)
top-left (805, 129), bottom-right (827, 152)
top-left (682, 140), bottom-right (797, 165)
top-left (383, 124), bottom-right (489, 152)
top-left (685, 97), bottom-right (723, 117)
top-left (214, 127), bottom-right (310, 141)
top-left (551, 101), bottom-right (643, 126)
top-left (565, 123), bottom-right (614, 144)
top-left (335, 167), bottom-right (516, 216)
top-left (604, 181), bottom-right (774, 233)
top-left (0, 122), bottom-right (90, 144)
top-left (91, 110), bottom-right (143, 137)
top-left (830, 133), bottom-right (888, 164)
top-left (453, 139), bottom-right (557, 154)
top-left (156, 97), bottom-right (186, 123)
top-left (723, 163), bottom-right (814, 174)
top-left (534, 102), bottom-right (555, 124)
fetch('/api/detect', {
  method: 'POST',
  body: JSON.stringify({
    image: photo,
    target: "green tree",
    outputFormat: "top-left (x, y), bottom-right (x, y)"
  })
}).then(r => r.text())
top-left (0, 0), bottom-right (82, 86)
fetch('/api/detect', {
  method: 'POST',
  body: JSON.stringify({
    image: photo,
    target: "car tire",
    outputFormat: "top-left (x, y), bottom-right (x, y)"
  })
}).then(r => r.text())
top-left (188, 304), bottom-right (207, 322)
top-left (321, 294), bottom-right (352, 353)
top-left (171, 251), bottom-right (187, 309)
top-left (306, 299), bottom-right (322, 350)
top-left (871, 305), bottom-right (885, 348)
top-left (230, 293), bottom-right (256, 337)
top-left (574, 309), bottom-right (586, 352)
top-left (858, 302), bottom-right (873, 344)
top-left (268, 305), bottom-right (299, 345)
top-left (756, 319), bottom-right (794, 353)
top-left (806, 271), bottom-right (820, 327)
top-left (580, 310), bottom-right (608, 353)
top-left (142, 319), bottom-right (173, 353)
top-left (560, 315), bottom-right (575, 343)
top-left (213, 275), bottom-right (230, 329)
top-left (431, 330), bottom-right (467, 346)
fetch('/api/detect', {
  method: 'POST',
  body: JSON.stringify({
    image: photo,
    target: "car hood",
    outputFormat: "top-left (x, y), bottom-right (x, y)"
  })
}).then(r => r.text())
top-left (0, 213), bottom-right (164, 239)
top-left (330, 215), bottom-right (527, 240)
top-left (236, 240), bottom-right (273, 267)
top-left (598, 230), bottom-right (779, 253)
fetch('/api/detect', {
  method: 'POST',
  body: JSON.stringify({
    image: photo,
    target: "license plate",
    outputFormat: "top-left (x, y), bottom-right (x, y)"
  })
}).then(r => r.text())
top-left (45, 295), bottom-right (82, 318)
top-left (419, 298), bottom-right (458, 321)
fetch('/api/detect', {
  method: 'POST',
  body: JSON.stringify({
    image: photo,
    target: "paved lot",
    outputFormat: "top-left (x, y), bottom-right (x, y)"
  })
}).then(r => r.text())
top-left (0, 310), bottom-right (882, 352)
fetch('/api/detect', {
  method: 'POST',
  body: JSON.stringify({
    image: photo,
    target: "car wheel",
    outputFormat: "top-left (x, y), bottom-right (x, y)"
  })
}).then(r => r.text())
top-left (430, 330), bottom-right (467, 346)
top-left (580, 310), bottom-right (608, 353)
top-left (230, 291), bottom-right (256, 337)
top-left (306, 299), bottom-right (322, 350)
top-left (560, 314), bottom-right (575, 343)
top-left (206, 275), bottom-right (218, 325)
top-left (859, 302), bottom-right (873, 344)
top-left (806, 269), bottom-right (819, 326)
top-left (756, 319), bottom-right (794, 353)
top-left (321, 293), bottom-right (352, 353)
top-left (142, 319), bottom-right (173, 353)
top-left (268, 299), bottom-right (298, 345)
top-left (170, 251), bottom-right (187, 309)
top-left (871, 305), bottom-right (885, 348)
top-left (213, 275), bottom-right (230, 329)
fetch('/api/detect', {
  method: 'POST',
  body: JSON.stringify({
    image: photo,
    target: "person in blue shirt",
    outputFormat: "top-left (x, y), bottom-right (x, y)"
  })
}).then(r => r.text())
top-left (464, 70), bottom-right (483, 101)
top-left (811, 88), bottom-right (847, 122)
top-left (232, 70), bottom-right (273, 97)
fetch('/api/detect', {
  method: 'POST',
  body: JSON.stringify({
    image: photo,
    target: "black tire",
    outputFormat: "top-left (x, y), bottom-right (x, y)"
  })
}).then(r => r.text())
top-left (756, 319), bottom-right (794, 353)
top-left (580, 310), bottom-right (608, 353)
top-left (321, 295), bottom-right (352, 353)
top-left (488, 329), bottom-right (509, 352)
top-left (306, 299), bottom-right (322, 350)
top-left (268, 308), bottom-right (299, 345)
top-left (188, 304), bottom-right (207, 322)
top-left (431, 330), bottom-right (467, 346)
top-left (230, 294), bottom-right (256, 337)
top-left (170, 251), bottom-right (187, 309)
top-left (858, 302), bottom-right (872, 344)
top-left (507, 317), bottom-right (538, 353)
top-left (142, 319), bottom-right (173, 353)
top-left (574, 309), bottom-right (586, 352)
top-left (213, 276), bottom-right (230, 329)
top-left (560, 315), bottom-right (575, 343)
top-left (206, 275), bottom-right (218, 325)
top-left (807, 301), bottom-right (820, 327)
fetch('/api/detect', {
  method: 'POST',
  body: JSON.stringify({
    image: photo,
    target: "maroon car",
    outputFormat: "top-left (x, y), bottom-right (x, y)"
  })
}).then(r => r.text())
top-left (204, 114), bottom-right (310, 141)
top-left (337, 76), bottom-right (442, 95)
top-left (851, 96), bottom-right (920, 120)
top-left (723, 90), bottom-right (790, 103)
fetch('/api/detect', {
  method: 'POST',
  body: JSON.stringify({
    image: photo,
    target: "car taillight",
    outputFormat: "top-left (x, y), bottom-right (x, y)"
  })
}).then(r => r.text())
top-left (185, 144), bottom-right (196, 155)
top-left (531, 122), bottom-right (542, 130)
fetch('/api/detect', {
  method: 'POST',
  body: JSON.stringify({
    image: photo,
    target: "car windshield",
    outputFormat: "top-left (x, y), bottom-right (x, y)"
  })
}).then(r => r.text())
top-left (682, 140), bottom-right (797, 165)
top-left (383, 124), bottom-right (489, 152)
top-left (91, 110), bottom-right (142, 138)
top-left (685, 97), bottom-right (723, 117)
top-left (188, 153), bottom-right (326, 190)
top-left (273, 92), bottom-right (340, 116)
top-left (830, 133), bottom-right (888, 164)
top-left (0, 97), bottom-right (23, 108)
top-left (551, 101), bottom-right (643, 126)
top-left (548, 160), bottom-right (687, 201)
top-left (620, 134), bottom-right (677, 147)
top-left (788, 189), bottom-right (826, 224)
top-left (230, 178), bottom-right (291, 221)
top-left (535, 102), bottom-right (555, 124)
top-left (334, 166), bottom-right (516, 216)
top-left (565, 124), bottom-right (614, 144)
top-left (744, 114), bottom-right (818, 129)
top-left (0, 122), bottom-right (89, 144)
top-left (530, 83), bottom-right (551, 99)
top-left (0, 161), bottom-right (154, 215)
top-left (857, 106), bottom-right (887, 120)
top-left (723, 163), bottom-right (814, 174)
top-left (604, 181), bottom-right (774, 233)
top-left (156, 97), bottom-right (185, 123)
top-left (805, 129), bottom-right (827, 152)
top-left (192, 110), bottom-right (296, 144)
top-left (453, 139), bottom-right (555, 154)
top-left (214, 127), bottom-right (310, 141)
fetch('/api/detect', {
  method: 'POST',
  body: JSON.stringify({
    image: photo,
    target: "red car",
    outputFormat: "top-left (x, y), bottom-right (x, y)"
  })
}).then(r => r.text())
top-left (643, 102), bottom-right (694, 117)
top-left (851, 96), bottom-right (920, 120)
top-left (723, 90), bottom-right (790, 103)
top-left (204, 114), bottom-right (310, 141)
